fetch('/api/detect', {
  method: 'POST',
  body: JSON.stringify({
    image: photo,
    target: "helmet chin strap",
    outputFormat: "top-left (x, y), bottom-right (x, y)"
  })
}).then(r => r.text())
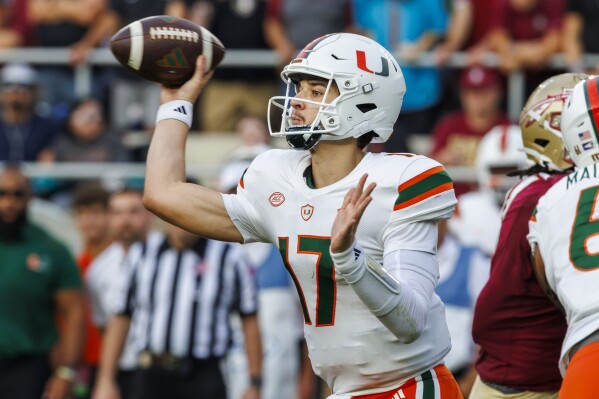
top-left (286, 125), bottom-right (323, 150)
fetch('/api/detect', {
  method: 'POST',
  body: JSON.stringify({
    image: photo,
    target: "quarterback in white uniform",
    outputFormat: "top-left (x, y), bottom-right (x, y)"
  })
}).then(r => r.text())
top-left (528, 77), bottom-right (599, 398)
top-left (144, 33), bottom-right (463, 397)
top-left (225, 149), bottom-right (455, 395)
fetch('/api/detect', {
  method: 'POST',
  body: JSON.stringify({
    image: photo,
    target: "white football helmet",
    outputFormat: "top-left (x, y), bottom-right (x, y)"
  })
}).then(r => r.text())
top-left (561, 76), bottom-right (599, 168)
top-left (267, 33), bottom-right (406, 150)
top-left (476, 124), bottom-right (527, 205)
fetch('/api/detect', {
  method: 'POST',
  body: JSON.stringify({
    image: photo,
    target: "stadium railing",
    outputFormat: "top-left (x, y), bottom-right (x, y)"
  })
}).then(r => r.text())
top-left (0, 48), bottom-right (595, 184)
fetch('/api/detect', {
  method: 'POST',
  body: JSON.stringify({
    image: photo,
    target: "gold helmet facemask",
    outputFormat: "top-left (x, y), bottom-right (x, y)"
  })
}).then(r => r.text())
top-left (519, 73), bottom-right (589, 171)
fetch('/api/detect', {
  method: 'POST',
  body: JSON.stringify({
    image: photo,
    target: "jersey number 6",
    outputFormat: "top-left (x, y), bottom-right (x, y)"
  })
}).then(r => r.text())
top-left (570, 186), bottom-right (599, 271)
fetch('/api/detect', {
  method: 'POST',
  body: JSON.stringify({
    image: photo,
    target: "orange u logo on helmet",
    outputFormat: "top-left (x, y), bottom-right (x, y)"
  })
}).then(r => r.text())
top-left (356, 50), bottom-right (389, 77)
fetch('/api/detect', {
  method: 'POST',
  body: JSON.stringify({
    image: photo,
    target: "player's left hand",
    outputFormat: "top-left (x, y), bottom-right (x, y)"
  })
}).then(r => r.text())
top-left (331, 174), bottom-right (376, 254)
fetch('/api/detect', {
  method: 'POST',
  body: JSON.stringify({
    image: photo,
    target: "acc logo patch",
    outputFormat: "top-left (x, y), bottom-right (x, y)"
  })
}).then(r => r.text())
top-left (301, 204), bottom-right (314, 221)
top-left (269, 192), bottom-right (285, 207)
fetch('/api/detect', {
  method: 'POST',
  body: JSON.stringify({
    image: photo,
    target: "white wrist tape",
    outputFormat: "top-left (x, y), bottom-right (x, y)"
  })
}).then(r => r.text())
top-left (156, 100), bottom-right (193, 128)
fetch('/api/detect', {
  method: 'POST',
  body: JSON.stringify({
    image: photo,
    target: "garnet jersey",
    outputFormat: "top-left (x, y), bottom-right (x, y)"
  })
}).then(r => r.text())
top-left (223, 149), bottom-right (457, 395)
top-left (528, 165), bottom-right (599, 375)
top-left (472, 174), bottom-right (566, 391)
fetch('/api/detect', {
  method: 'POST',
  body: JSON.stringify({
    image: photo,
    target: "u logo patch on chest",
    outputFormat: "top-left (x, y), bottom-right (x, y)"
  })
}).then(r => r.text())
top-left (301, 204), bottom-right (314, 221)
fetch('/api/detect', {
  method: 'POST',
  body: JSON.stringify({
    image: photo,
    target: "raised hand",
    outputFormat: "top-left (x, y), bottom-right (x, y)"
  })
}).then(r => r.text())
top-left (330, 174), bottom-right (376, 254)
top-left (159, 55), bottom-right (214, 105)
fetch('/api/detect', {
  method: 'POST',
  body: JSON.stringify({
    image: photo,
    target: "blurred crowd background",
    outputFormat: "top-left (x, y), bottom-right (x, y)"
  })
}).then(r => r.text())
top-left (2, 0), bottom-right (596, 179)
top-left (0, 0), bottom-right (596, 398)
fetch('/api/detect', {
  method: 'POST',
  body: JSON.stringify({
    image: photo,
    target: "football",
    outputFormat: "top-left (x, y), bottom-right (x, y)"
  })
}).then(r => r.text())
top-left (110, 15), bottom-right (226, 87)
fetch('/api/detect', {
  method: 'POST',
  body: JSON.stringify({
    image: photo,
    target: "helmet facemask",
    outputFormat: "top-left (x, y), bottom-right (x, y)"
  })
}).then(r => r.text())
top-left (267, 71), bottom-right (354, 150)
top-left (266, 33), bottom-right (406, 151)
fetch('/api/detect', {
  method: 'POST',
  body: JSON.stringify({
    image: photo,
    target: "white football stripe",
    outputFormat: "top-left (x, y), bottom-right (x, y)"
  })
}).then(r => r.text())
top-left (128, 21), bottom-right (144, 71)
top-left (199, 27), bottom-right (213, 70)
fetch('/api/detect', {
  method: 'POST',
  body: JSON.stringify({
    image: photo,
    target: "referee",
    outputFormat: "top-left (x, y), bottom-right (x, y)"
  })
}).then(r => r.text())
top-left (92, 223), bottom-right (262, 399)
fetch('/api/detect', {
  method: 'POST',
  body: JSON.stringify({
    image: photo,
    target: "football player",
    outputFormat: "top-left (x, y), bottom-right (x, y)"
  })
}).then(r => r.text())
top-left (144, 33), bottom-right (463, 397)
top-left (470, 73), bottom-right (587, 399)
top-left (449, 124), bottom-right (526, 256)
top-left (528, 76), bottom-right (599, 399)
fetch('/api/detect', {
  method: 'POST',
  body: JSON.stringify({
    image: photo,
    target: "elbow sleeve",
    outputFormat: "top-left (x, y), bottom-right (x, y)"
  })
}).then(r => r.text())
top-left (332, 245), bottom-right (436, 343)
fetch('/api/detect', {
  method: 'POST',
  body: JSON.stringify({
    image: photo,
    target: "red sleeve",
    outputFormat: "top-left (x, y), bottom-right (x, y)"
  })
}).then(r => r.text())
top-left (489, 0), bottom-right (510, 32)
top-left (544, 0), bottom-right (564, 31)
top-left (265, 0), bottom-right (282, 20)
top-left (430, 115), bottom-right (457, 157)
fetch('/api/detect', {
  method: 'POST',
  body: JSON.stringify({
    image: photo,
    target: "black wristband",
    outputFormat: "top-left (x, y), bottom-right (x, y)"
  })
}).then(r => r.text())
top-left (250, 376), bottom-right (262, 389)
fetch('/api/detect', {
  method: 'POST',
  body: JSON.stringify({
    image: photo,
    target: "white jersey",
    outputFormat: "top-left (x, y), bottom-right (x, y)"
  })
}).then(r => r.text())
top-left (223, 149), bottom-right (457, 395)
top-left (528, 165), bottom-right (599, 375)
top-left (448, 191), bottom-right (501, 256)
top-left (86, 242), bottom-right (139, 370)
top-left (86, 232), bottom-right (163, 370)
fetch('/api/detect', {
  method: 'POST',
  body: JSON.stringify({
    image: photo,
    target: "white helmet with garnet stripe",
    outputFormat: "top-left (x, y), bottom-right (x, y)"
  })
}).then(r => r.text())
top-left (561, 76), bottom-right (599, 168)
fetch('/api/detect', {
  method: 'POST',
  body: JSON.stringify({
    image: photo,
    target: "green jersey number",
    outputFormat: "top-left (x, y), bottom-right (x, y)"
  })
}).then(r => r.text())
top-left (278, 236), bottom-right (336, 326)
top-left (570, 186), bottom-right (599, 271)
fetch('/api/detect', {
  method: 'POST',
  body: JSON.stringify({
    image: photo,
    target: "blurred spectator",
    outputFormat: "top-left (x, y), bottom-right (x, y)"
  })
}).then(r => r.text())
top-left (89, 187), bottom-right (157, 399)
top-left (28, 0), bottom-right (112, 113)
top-left (469, 0), bottom-right (563, 77)
top-left (466, 0), bottom-right (497, 49)
top-left (197, 0), bottom-right (277, 132)
top-left (435, 0), bottom-right (473, 64)
top-left (39, 98), bottom-right (130, 163)
top-left (562, 0), bottom-right (599, 74)
top-left (226, 116), bottom-right (273, 161)
top-left (436, 218), bottom-right (490, 397)
top-left (354, 0), bottom-right (449, 153)
top-left (433, 0), bottom-right (475, 120)
top-left (0, 0), bottom-right (32, 47)
top-left (94, 222), bottom-right (261, 399)
top-left (0, 165), bottom-right (84, 399)
top-left (265, 0), bottom-right (354, 82)
top-left (431, 65), bottom-right (509, 195)
top-left (450, 125), bottom-right (526, 256)
top-left (219, 160), bottom-right (305, 399)
top-left (72, 182), bottom-right (113, 398)
top-left (104, 0), bottom-right (188, 131)
top-left (0, 63), bottom-right (61, 162)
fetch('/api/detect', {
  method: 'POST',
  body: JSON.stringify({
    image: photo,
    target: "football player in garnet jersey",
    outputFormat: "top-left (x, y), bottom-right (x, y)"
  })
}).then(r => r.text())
top-left (144, 33), bottom-right (463, 398)
top-left (470, 73), bottom-right (587, 399)
top-left (528, 75), bottom-right (599, 399)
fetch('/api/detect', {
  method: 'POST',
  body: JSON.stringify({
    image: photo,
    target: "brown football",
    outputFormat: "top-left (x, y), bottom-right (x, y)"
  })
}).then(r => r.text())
top-left (110, 15), bottom-right (225, 87)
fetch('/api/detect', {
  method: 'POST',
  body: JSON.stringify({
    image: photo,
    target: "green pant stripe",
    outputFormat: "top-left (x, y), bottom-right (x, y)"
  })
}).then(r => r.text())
top-left (421, 370), bottom-right (435, 399)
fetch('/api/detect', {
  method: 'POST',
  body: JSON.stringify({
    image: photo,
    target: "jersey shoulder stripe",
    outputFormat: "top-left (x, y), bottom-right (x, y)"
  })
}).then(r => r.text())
top-left (530, 206), bottom-right (538, 222)
top-left (394, 165), bottom-right (453, 211)
top-left (239, 168), bottom-right (248, 189)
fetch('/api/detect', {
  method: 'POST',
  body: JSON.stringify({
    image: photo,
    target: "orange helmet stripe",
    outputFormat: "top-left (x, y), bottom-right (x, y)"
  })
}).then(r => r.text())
top-left (583, 78), bottom-right (599, 141)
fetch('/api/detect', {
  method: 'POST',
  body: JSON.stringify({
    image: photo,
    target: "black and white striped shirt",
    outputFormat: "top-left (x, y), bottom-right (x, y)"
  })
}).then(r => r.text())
top-left (117, 232), bottom-right (257, 360)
